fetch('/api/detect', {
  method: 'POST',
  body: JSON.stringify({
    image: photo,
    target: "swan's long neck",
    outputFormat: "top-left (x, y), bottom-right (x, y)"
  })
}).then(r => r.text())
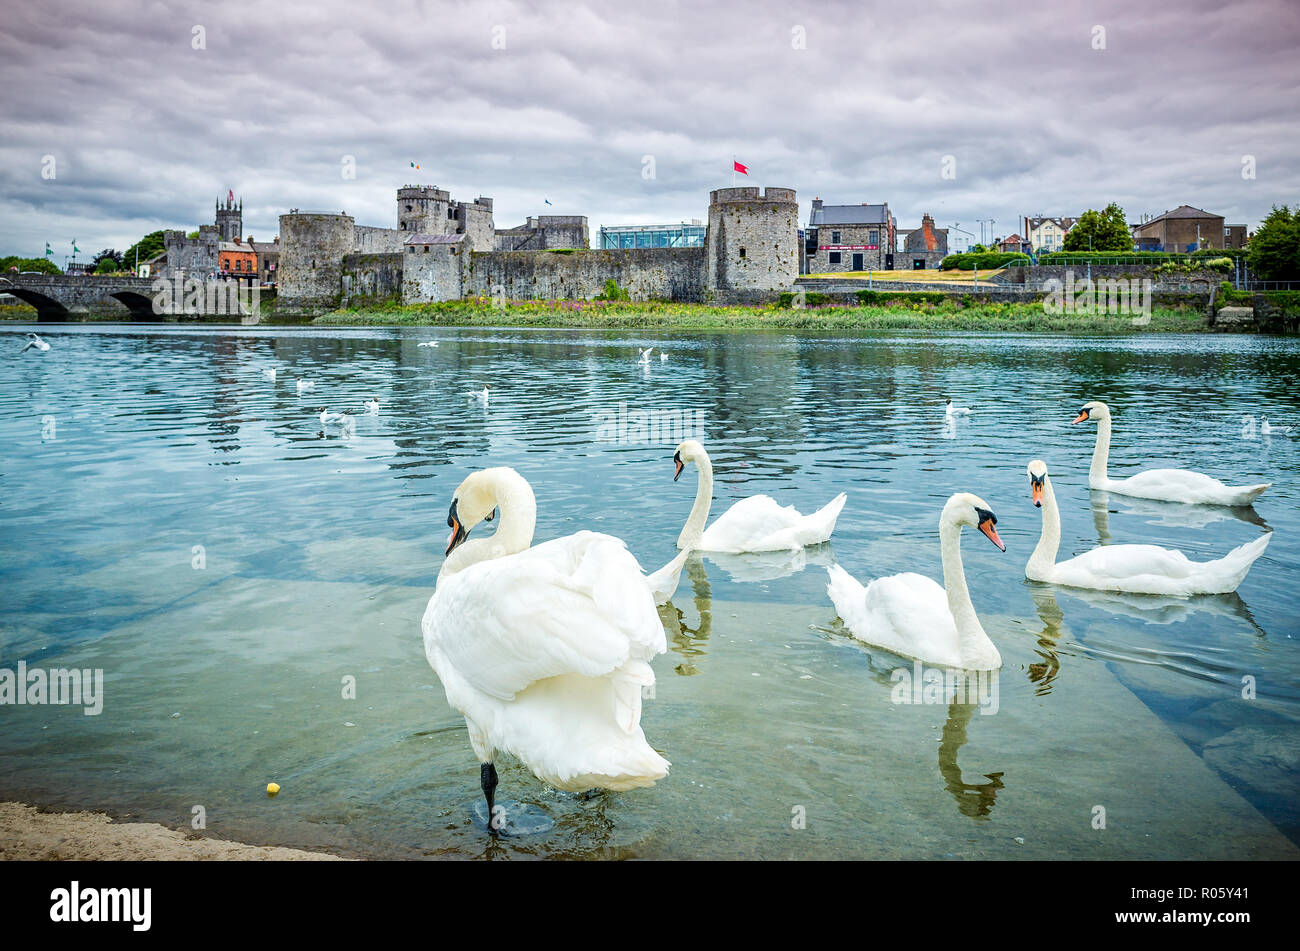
top-left (439, 472), bottom-right (537, 579)
top-left (1089, 418), bottom-right (1111, 485)
top-left (1028, 476), bottom-right (1061, 576)
top-left (939, 515), bottom-right (987, 656)
top-left (678, 451), bottom-right (714, 549)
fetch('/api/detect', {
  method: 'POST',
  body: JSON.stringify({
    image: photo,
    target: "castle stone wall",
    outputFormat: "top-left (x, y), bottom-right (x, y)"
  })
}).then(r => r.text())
top-left (340, 252), bottom-right (403, 306)
top-left (466, 248), bottom-right (705, 301)
top-left (353, 226), bottom-right (405, 253)
top-left (162, 225), bottom-right (220, 279)
top-left (707, 187), bottom-right (799, 297)
top-left (279, 212), bottom-right (355, 311)
top-left (456, 202), bottom-right (496, 252)
top-left (404, 244), bottom-right (471, 302)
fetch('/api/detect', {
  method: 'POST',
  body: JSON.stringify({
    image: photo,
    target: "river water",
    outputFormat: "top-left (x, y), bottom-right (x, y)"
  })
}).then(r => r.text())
top-left (1, 323), bottom-right (1296, 859)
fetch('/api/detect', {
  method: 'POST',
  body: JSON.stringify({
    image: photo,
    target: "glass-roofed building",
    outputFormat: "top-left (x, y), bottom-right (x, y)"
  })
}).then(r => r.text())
top-left (598, 220), bottom-right (706, 249)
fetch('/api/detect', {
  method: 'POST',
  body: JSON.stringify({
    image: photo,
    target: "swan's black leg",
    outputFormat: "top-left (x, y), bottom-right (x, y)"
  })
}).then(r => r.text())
top-left (481, 763), bottom-right (500, 832)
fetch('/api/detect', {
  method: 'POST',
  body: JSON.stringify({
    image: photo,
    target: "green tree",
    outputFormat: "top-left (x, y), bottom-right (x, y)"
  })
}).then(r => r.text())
top-left (0, 255), bottom-right (61, 275)
top-left (1247, 205), bottom-right (1300, 281)
top-left (92, 249), bottom-right (122, 271)
top-left (1063, 203), bottom-right (1132, 252)
top-left (123, 230), bottom-right (166, 268)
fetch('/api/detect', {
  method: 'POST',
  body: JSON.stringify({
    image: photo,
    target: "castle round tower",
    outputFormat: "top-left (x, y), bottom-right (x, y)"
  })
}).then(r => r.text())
top-left (705, 186), bottom-right (799, 299)
top-left (397, 185), bottom-right (453, 234)
top-left (216, 195), bottom-right (243, 242)
top-left (277, 212), bottom-right (355, 311)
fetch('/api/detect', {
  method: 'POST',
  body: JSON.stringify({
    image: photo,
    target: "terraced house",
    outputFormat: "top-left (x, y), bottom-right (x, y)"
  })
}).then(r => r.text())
top-left (804, 199), bottom-right (895, 273)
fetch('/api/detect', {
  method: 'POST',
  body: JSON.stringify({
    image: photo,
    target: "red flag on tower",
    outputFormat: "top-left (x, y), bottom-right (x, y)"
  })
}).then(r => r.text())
top-left (228, 189), bottom-right (234, 202)
top-left (733, 160), bottom-right (749, 175)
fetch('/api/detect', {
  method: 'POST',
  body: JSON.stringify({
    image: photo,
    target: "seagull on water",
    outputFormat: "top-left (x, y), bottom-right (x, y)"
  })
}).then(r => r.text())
top-left (263, 368), bottom-right (277, 382)
top-left (637, 347), bottom-right (654, 364)
top-left (1261, 417), bottom-right (1291, 435)
top-left (467, 385), bottom-right (491, 404)
top-left (296, 379), bottom-right (317, 392)
top-left (945, 398), bottom-right (972, 417)
top-left (364, 397), bottom-right (380, 415)
top-left (21, 333), bottom-right (50, 353)
top-left (418, 341), bottom-right (439, 348)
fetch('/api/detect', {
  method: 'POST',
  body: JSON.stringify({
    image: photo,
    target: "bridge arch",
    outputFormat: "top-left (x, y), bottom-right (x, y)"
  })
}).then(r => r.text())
top-left (110, 290), bottom-right (158, 319)
top-left (1, 288), bottom-right (70, 322)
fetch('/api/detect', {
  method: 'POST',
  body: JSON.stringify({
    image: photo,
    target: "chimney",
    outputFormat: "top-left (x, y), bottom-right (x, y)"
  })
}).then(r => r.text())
top-left (812, 198), bottom-right (823, 210)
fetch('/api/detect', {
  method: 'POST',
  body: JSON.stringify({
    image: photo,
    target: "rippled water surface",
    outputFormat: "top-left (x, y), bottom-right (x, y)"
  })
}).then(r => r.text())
top-left (1, 323), bottom-right (1297, 859)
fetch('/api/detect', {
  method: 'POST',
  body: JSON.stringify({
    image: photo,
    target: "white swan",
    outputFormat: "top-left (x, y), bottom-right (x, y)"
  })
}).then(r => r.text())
top-left (21, 333), bottom-right (50, 353)
top-left (1261, 417), bottom-right (1290, 435)
top-left (826, 493), bottom-right (1005, 670)
top-left (945, 398), bottom-right (972, 417)
top-left (673, 440), bottom-right (847, 552)
top-left (364, 397), bottom-right (380, 415)
top-left (1075, 400), bottom-right (1269, 506)
top-left (422, 467), bottom-right (670, 823)
top-left (1026, 460), bottom-right (1271, 596)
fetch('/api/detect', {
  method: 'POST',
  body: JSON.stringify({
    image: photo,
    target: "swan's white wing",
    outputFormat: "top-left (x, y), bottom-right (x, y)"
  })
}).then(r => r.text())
top-left (829, 567), bottom-right (961, 667)
top-left (424, 531), bottom-right (664, 702)
top-left (1054, 543), bottom-right (1198, 586)
top-left (701, 493), bottom-right (845, 552)
top-left (1053, 534), bottom-right (1269, 595)
top-left (1110, 468), bottom-right (1269, 505)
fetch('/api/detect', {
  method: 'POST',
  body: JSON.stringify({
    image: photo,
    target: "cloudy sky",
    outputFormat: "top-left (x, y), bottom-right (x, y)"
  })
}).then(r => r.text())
top-left (2, 0), bottom-right (1297, 258)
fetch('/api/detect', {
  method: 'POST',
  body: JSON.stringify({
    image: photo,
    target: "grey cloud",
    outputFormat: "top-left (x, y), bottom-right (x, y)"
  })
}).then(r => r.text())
top-left (1, 0), bottom-right (1296, 256)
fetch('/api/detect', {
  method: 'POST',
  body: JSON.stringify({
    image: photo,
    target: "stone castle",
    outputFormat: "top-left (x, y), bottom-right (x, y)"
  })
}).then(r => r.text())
top-left (150, 184), bottom-right (801, 310)
top-left (276, 185), bottom-right (800, 311)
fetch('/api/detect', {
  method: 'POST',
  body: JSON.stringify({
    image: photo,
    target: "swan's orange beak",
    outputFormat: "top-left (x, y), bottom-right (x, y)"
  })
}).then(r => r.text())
top-left (673, 451), bottom-right (684, 482)
top-left (978, 517), bottom-right (1006, 552)
top-left (1072, 409), bottom-right (1089, 424)
top-left (1031, 478), bottom-right (1044, 507)
top-left (446, 500), bottom-right (467, 555)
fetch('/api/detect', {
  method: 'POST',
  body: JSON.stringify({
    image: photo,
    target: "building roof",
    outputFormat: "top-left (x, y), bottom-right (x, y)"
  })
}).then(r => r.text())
top-left (405, 233), bottom-right (465, 245)
top-left (1025, 216), bottom-right (1078, 231)
top-left (810, 203), bottom-right (890, 226)
top-left (1143, 205), bottom-right (1223, 224)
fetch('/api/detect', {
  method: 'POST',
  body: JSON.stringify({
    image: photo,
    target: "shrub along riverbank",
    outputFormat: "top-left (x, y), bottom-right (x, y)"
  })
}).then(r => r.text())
top-left (316, 295), bottom-right (1210, 333)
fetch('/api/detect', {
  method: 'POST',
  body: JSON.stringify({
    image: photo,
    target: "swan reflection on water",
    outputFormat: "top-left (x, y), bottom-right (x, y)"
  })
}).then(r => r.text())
top-left (1090, 489), bottom-right (1270, 545)
top-left (658, 555), bottom-right (713, 676)
top-left (938, 699), bottom-right (1004, 821)
top-left (703, 541), bottom-right (836, 583)
top-left (1047, 582), bottom-right (1268, 636)
top-left (1027, 587), bottom-right (1067, 696)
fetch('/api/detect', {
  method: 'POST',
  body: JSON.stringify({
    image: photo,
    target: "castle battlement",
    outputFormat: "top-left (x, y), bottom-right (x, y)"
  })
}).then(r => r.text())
top-left (710, 186), bottom-right (798, 205)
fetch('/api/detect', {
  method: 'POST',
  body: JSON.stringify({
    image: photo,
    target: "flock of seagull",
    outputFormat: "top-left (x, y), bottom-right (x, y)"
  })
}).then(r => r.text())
top-left (420, 392), bottom-right (1280, 831)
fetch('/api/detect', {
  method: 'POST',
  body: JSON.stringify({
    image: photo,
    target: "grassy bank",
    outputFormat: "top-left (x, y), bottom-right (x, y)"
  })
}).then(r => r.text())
top-left (316, 296), bottom-right (1210, 333)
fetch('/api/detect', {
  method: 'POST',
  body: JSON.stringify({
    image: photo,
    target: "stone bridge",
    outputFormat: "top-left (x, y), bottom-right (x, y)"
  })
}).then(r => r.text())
top-left (0, 274), bottom-right (159, 321)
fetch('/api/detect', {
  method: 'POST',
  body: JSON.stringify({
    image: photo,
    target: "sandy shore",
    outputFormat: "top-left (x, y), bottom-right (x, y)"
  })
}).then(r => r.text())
top-left (0, 802), bottom-right (347, 861)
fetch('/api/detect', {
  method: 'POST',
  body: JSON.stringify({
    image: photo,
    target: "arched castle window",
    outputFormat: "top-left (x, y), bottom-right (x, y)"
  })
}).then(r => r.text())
top-left (739, 248), bottom-right (746, 258)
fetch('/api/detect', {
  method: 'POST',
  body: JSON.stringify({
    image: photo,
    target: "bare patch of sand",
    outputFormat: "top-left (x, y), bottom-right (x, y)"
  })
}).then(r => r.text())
top-left (0, 802), bottom-right (347, 861)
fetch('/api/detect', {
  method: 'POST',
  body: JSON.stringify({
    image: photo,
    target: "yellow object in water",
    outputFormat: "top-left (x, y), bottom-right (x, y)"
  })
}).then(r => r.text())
top-left (266, 782), bottom-right (280, 798)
